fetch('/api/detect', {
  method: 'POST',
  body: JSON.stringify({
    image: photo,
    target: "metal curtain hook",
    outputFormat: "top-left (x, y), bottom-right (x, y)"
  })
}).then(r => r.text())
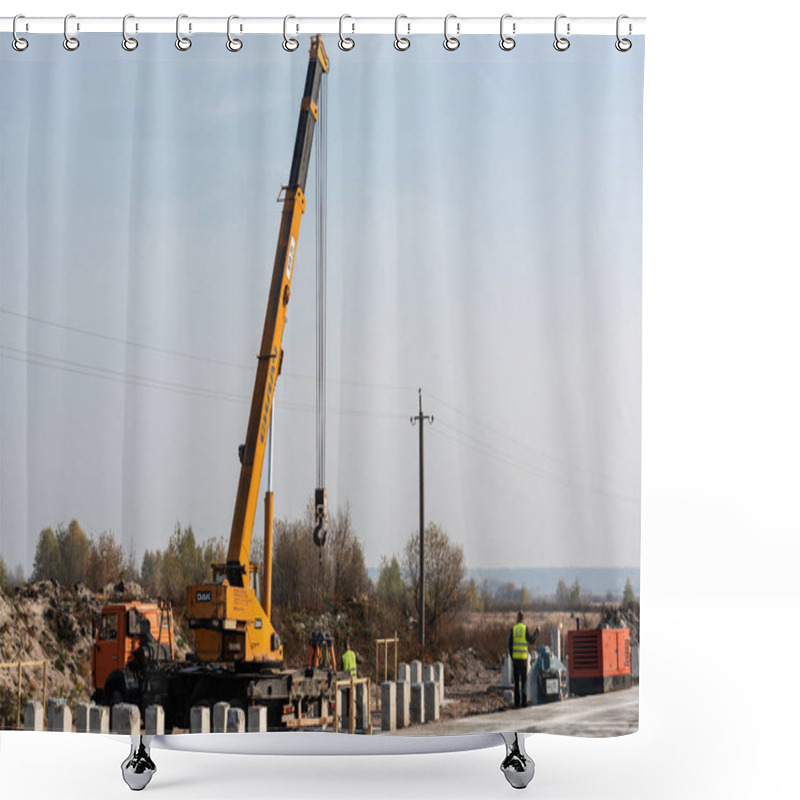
top-left (122, 15), bottom-right (138, 51)
top-left (499, 14), bottom-right (515, 51)
top-left (339, 14), bottom-right (355, 51)
top-left (227, 15), bottom-right (243, 51)
top-left (554, 15), bottom-right (570, 51)
top-left (616, 14), bottom-right (632, 51)
top-left (444, 14), bottom-right (460, 51)
top-left (394, 15), bottom-right (410, 51)
top-left (283, 15), bottom-right (299, 51)
top-left (63, 13), bottom-right (79, 51)
top-left (12, 14), bottom-right (28, 51)
top-left (175, 14), bottom-right (192, 50)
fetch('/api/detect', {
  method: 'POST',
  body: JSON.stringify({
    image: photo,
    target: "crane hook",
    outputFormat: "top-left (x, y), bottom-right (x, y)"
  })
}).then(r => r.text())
top-left (313, 520), bottom-right (327, 547)
top-left (313, 487), bottom-right (327, 547)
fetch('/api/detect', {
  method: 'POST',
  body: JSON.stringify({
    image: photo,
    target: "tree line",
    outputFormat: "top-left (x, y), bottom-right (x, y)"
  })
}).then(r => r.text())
top-left (6, 513), bottom-right (638, 627)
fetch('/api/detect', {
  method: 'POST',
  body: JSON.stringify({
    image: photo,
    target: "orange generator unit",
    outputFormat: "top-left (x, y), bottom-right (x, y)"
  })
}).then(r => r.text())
top-left (567, 628), bottom-right (632, 696)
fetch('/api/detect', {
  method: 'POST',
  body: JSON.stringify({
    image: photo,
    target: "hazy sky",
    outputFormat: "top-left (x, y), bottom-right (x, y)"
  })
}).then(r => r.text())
top-left (0, 34), bottom-right (644, 574)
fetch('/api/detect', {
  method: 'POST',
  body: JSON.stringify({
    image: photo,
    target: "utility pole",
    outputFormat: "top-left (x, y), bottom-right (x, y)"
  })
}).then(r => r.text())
top-left (410, 388), bottom-right (433, 648)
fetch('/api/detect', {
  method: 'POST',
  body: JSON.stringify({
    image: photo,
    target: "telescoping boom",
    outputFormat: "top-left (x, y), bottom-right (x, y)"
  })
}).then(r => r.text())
top-left (187, 36), bottom-right (330, 664)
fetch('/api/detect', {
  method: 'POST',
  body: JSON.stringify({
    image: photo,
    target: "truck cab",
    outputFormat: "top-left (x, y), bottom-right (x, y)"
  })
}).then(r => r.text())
top-left (91, 602), bottom-right (174, 704)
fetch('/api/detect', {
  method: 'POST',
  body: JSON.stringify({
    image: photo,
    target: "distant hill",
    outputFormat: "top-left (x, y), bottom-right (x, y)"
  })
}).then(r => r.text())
top-left (367, 565), bottom-right (640, 600)
top-left (468, 567), bottom-right (639, 599)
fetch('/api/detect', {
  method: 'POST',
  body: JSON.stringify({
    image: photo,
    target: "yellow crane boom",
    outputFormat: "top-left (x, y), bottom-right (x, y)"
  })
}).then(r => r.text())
top-left (187, 36), bottom-right (329, 664)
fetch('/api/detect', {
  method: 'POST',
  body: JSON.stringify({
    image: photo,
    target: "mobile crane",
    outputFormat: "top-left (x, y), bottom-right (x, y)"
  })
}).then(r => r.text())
top-left (185, 33), bottom-right (328, 666)
top-left (92, 36), bottom-right (338, 732)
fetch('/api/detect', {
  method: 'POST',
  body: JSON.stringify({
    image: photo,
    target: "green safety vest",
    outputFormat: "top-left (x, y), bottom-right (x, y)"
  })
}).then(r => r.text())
top-left (342, 650), bottom-right (357, 677)
top-left (512, 623), bottom-right (528, 660)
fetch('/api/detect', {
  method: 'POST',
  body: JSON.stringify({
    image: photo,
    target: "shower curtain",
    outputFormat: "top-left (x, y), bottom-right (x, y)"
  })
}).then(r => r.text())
top-left (0, 26), bottom-right (643, 740)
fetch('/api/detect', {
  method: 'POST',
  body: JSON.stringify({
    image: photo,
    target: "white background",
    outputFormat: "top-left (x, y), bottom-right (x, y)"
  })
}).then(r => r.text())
top-left (1, 1), bottom-right (798, 798)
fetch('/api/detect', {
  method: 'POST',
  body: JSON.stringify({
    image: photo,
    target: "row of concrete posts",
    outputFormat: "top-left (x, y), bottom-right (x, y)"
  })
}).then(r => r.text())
top-left (380, 660), bottom-right (444, 732)
top-left (22, 699), bottom-right (267, 734)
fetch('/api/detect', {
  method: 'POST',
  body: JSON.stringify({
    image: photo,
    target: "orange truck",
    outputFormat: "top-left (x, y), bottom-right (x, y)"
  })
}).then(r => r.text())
top-left (567, 627), bottom-right (632, 695)
top-left (91, 602), bottom-right (174, 707)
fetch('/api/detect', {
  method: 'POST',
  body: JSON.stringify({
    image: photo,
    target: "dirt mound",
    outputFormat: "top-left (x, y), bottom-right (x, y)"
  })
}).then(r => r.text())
top-left (437, 648), bottom-right (506, 719)
top-left (0, 581), bottom-right (102, 724)
top-left (597, 606), bottom-right (640, 645)
top-left (101, 579), bottom-right (148, 602)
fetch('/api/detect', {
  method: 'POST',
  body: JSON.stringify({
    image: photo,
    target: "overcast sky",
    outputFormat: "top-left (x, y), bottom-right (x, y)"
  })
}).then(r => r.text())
top-left (0, 33), bottom-right (643, 574)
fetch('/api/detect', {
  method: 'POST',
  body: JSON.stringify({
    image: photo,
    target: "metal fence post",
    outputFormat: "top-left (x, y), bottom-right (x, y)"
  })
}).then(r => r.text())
top-left (17, 661), bottom-right (23, 729)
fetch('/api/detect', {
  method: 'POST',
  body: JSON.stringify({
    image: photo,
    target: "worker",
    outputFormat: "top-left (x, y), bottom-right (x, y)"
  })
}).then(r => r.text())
top-left (509, 611), bottom-right (539, 708)
top-left (341, 641), bottom-right (357, 678)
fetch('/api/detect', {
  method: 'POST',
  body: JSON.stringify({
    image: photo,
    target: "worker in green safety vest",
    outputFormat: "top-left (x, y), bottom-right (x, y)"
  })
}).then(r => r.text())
top-left (508, 611), bottom-right (539, 708)
top-left (341, 641), bottom-right (357, 678)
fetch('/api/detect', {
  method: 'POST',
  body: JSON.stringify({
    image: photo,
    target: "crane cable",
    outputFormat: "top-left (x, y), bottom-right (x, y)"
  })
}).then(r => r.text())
top-left (313, 74), bottom-right (328, 553)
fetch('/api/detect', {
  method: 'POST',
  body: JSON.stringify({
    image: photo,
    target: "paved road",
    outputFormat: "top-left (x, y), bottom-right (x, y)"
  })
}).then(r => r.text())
top-left (392, 686), bottom-right (638, 738)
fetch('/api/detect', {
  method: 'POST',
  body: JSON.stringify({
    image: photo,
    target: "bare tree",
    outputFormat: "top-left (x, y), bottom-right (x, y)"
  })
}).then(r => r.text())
top-left (271, 501), bottom-right (370, 610)
top-left (403, 523), bottom-right (468, 637)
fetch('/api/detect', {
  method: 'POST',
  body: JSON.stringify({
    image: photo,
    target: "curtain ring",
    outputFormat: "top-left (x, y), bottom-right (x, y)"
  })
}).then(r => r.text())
top-left (175, 14), bottom-right (192, 50)
top-left (499, 14), bottom-right (515, 51)
top-left (283, 15), bottom-right (299, 51)
top-left (12, 15), bottom-right (28, 52)
top-left (554, 15), bottom-right (570, 51)
top-left (443, 14), bottom-right (460, 51)
top-left (339, 14), bottom-right (355, 51)
top-left (122, 15), bottom-right (138, 51)
top-left (615, 15), bottom-right (632, 51)
top-left (394, 15), bottom-right (410, 51)
top-left (226, 15), bottom-right (243, 52)
top-left (63, 13), bottom-right (80, 51)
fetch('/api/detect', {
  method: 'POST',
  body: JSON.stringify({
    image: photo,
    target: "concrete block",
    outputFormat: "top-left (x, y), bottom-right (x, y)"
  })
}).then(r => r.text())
top-left (145, 705), bottom-right (165, 735)
top-left (410, 683), bottom-right (425, 724)
top-left (227, 707), bottom-right (246, 733)
top-left (398, 663), bottom-right (410, 683)
top-left (396, 681), bottom-right (411, 728)
top-left (248, 706), bottom-right (268, 732)
top-left (213, 701), bottom-right (230, 733)
top-left (410, 660), bottom-right (422, 685)
top-left (355, 681), bottom-right (369, 731)
top-left (190, 705), bottom-right (210, 734)
top-left (47, 698), bottom-right (72, 732)
top-left (75, 702), bottom-right (92, 733)
top-left (90, 705), bottom-right (110, 734)
top-left (501, 655), bottom-right (513, 685)
top-left (24, 700), bottom-right (44, 731)
top-left (423, 664), bottom-right (434, 684)
top-left (111, 703), bottom-right (141, 735)
top-left (503, 690), bottom-right (514, 706)
top-left (433, 662), bottom-right (445, 699)
top-left (526, 667), bottom-right (536, 703)
top-left (424, 680), bottom-right (440, 721)
top-left (381, 681), bottom-right (396, 732)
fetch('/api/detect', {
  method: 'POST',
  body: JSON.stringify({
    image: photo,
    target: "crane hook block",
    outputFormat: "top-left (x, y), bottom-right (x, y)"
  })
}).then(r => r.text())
top-left (313, 487), bottom-right (327, 547)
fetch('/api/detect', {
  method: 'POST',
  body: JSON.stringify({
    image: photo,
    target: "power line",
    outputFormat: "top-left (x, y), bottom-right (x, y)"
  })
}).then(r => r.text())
top-left (0, 345), bottom-right (407, 422)
top-left (0, 306), bottom-right (415, 393)
top-left (0, 306), bottom-right (251, 371)
top-left (429, 421), bottom-right (639, 504)
top-left (426, 389), bottom-right (637, 492)
top-left (0, 345), bottom-right (248, 404)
